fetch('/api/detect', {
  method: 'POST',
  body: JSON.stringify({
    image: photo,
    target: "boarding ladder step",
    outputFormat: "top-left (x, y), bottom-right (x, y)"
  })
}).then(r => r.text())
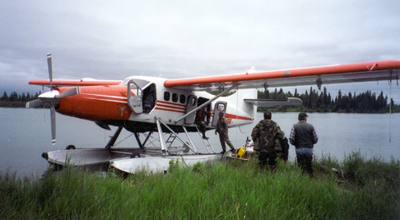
top-left (195, 126), bottom-right (216, 153)
top-left (165, 133), bottom-right (178, 148)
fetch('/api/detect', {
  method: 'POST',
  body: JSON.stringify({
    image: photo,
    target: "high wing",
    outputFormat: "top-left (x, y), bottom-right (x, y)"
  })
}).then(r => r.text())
top-left (164, 60), bottom-right (400, 91)
top-left (29, 79), bottom-right (122, 87)
top-left (244, 98), bottom-right (303, 107)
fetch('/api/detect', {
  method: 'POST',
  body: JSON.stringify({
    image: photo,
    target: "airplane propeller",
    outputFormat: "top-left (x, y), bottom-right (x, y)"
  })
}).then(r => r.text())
top-left (47, 53), bottom-right (53, 89)
top-left (25, 53), bottom-right (80, 144)
top-left (25, 99), bottom-right (43, 108)
top-left (55, 87), bottom-right (80, 99)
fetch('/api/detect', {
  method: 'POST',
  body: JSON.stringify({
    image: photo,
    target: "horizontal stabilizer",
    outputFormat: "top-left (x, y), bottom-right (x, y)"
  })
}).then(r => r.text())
top-left (244, 97), bottom-right (302, 107)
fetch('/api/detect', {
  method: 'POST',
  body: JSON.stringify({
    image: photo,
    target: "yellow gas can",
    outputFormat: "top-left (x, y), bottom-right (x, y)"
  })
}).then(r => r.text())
top-left (236, 147), bottom-right (246, 158)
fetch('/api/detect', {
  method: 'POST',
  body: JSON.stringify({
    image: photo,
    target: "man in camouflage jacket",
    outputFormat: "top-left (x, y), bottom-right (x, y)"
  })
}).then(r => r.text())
top-left (215, 112), bottom-right (235, 153)
top-left (251, 111), bottom-right (284, 171)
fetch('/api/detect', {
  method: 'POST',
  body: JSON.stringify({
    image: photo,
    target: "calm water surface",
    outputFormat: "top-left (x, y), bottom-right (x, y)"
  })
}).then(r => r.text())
top-left (1, 108), bottom-right (399, 178)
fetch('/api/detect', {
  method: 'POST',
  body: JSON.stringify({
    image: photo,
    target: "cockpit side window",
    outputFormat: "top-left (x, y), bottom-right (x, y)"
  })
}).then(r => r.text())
top-left (180, 94), bottom-right (186, 104)
top-left (142, 84), bottom-right (156, 113)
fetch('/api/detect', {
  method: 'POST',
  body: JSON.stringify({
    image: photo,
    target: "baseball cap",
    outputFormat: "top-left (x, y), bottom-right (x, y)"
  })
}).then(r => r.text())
top-left (298, 112), bottom-right (308, 120)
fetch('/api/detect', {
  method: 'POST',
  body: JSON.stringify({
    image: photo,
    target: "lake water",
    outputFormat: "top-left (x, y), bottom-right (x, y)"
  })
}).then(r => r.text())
top-left (1, 108), bottom-right (399, 178)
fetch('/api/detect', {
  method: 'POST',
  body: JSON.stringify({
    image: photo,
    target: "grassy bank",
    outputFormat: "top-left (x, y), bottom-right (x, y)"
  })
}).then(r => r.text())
top-left (1, 152), bottom-right (400, 219)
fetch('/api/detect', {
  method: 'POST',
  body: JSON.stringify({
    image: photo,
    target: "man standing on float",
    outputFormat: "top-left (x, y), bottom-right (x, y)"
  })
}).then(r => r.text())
top-left (215, 112), bottom-right (235, 153)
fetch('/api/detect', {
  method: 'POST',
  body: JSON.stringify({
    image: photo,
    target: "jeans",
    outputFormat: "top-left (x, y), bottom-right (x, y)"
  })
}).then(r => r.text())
top-left (296, 148), bottom-right (313, 176)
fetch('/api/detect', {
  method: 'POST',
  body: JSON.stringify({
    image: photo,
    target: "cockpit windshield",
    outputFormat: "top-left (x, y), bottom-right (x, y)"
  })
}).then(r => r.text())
top-left (122, 77), bottom-right (152, 89)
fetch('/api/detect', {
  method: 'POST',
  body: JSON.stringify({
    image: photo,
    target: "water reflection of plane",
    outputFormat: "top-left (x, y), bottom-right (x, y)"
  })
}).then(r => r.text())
top-left (27, 54), bottom-right (400, 174)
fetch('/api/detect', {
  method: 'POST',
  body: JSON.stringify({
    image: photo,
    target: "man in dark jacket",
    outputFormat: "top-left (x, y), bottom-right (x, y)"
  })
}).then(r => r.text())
top-left (289, 112), bottom-right (318, 177)
top-left (251, 111), bottom-right (284, 171)
top-left (195, 106), bottom-right (210, 139)
top-left (215, 112), bottom-right (235, 153)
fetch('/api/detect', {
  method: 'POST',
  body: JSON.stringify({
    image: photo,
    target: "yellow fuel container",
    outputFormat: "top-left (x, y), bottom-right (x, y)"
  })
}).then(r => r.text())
top-left (236, 147), bottom-right (246, 158)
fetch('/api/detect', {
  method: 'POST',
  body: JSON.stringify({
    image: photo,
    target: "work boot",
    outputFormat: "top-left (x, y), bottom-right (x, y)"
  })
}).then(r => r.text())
top-left (202, 132), bottom-right (209, 139)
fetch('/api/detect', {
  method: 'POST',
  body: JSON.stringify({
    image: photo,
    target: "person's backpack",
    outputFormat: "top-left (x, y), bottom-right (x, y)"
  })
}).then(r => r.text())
top-left (280, 137), bottom-right (289, 154)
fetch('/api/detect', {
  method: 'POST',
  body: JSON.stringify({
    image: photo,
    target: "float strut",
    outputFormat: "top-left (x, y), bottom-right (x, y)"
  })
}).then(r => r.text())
top-left (105, 126), bottom-right (123, 149)
top-left (134, 131), bottom-right (153, 149)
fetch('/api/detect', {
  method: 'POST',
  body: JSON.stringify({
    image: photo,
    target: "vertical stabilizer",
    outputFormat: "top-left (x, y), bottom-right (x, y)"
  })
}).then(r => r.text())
top-left (222, 88), bottom-right (257, 126)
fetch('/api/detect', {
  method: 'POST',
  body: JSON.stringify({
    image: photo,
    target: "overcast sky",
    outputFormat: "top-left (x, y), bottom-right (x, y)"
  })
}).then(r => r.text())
top-left (1, 1), bottom-right (400, 102)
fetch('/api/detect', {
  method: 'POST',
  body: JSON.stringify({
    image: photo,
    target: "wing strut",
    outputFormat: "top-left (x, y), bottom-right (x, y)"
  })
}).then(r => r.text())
top-left (389, 70), bottom-right (393, 142)
top-left (175, 83), bottom-right (238, 123)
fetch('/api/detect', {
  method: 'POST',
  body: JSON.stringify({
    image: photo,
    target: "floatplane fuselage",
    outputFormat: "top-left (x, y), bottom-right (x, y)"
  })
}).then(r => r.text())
top-left (51, 76), bottom-right (257, 134)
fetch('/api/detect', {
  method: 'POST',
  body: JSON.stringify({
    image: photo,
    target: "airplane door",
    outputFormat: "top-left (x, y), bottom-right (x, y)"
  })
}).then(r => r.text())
top-left (212, 101), bottom-right (227, 127)
top-left (127, 80), bottom-right (143, 114)
top-left (185, 95), bottom-right (197, 124)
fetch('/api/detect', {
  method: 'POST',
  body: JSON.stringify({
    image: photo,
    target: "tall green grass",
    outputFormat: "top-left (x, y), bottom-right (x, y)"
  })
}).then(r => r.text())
top-left (1, 152), bottom-right (400, 219)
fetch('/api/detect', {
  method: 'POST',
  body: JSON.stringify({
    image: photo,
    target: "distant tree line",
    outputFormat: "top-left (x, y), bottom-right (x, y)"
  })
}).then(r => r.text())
top-left (0, 91), bottom-right (41, 107)
top-left (259, 86), bottom-right (399, 113)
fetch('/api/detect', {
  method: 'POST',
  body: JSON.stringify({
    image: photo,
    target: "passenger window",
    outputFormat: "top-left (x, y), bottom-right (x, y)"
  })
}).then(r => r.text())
top-left (172, 93), bottom-right (178, 102)
top-left (180, 94), bottom-right (185, 104)
top-left (217, 103), bottom-right (226, 111)
top-left (164, 92), bottom-right (170, 101)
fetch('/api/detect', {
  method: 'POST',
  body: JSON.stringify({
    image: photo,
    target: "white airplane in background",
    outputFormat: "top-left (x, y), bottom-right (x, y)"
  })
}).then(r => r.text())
top-left (26, 54), bottom-right (400, 174)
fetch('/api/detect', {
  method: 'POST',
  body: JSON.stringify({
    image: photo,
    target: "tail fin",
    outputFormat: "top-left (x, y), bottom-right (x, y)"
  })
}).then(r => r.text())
top-left (223, 88), bottom-right (258, 123)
